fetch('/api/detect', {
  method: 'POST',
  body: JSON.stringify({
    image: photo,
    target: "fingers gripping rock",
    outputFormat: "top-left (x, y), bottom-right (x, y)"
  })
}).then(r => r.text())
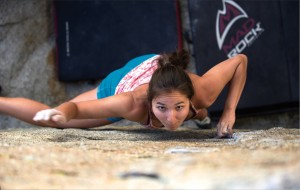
top-left (217, 122), bottom-right (233, 138)
top-left (33, 109), bottom-right (63, 122)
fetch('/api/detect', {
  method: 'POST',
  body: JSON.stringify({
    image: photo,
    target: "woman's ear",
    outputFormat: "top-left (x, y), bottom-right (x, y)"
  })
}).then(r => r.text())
top-left (148, 101), bottom-right (153, 113)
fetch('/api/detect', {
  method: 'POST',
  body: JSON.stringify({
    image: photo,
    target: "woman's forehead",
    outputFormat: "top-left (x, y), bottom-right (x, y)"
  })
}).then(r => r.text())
top-left (153, 91), bottom-right (189, 102)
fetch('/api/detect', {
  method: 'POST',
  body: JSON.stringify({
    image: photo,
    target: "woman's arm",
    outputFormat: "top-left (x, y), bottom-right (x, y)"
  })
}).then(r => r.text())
top-left (33, 92), bottom-right (143, 126)
top-left (191, 54), bottom-right (248, 138)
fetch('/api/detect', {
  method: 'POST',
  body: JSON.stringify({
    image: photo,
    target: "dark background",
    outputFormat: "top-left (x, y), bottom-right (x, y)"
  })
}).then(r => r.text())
top-left (55, 0), bottom-right (181, 81)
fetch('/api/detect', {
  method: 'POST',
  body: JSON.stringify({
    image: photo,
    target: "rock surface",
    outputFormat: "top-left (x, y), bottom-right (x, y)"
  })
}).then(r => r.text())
top-left (0, 125), bottom-right (299, 189)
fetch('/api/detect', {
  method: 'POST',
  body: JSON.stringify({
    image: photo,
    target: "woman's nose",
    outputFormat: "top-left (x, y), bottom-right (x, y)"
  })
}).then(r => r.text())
top-left (167, 110), bottom-right (176, 122)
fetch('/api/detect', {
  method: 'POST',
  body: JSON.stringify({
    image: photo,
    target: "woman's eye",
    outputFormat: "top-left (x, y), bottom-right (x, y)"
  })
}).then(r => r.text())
top-left (157, 106), bottom-right (166, 111)
top-left (176, 106), bottom-right (184, 111)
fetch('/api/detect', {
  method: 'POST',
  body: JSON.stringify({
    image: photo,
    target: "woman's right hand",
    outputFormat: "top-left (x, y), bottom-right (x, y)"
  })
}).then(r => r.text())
top-left (33, 109), bottom-right (67, 125)
top-left (216, 109), bottom-right (235, 138)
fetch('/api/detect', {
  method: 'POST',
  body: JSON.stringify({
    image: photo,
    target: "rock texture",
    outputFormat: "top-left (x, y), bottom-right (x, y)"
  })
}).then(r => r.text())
top-left (0, 0), bottom-right (99, 129)
top-left (0, 126), bottom-right (299, 189)
top-left (0, 0), bottom-right (62, 101)
top-left (0, 0), bottom-right (69, 128)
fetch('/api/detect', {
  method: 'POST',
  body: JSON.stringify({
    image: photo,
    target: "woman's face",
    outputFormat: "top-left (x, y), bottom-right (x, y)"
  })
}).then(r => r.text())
top-left (151, 91), bottom-right (190, 131)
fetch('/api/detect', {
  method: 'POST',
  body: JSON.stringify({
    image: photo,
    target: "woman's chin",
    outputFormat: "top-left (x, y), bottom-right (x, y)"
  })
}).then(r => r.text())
top-left (164, 125), bottom-right (180, 131)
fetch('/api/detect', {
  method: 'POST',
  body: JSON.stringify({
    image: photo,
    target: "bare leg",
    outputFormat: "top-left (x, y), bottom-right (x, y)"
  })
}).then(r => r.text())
top-left (193, 108), bottom-right (212, 128)
top-left (0, 88), bottom-right (113, 128)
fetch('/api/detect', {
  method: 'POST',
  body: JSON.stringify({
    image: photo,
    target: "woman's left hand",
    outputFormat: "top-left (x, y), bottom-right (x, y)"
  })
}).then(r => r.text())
top-left (33, 109), bottom-right (67, 125)
top-left (216, 110), bottom-right (235, 138)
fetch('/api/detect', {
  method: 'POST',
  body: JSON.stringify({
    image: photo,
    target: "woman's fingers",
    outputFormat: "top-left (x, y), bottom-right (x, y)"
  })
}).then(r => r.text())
top-left (216, 122), bottom-right (233, 138)
top-left (33, 109), bottom-right (64, 122)
top-left (52, 114), bottom-right (67, 123)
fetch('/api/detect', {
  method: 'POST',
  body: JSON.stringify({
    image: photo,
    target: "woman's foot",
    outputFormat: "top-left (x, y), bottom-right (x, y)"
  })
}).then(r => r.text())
top-left (194, 116), bottom-right (212, 129)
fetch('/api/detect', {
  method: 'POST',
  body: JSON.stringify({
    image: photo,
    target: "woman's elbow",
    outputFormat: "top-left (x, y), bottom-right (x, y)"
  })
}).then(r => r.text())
top-left (236, 54), bottom-right (248, 67)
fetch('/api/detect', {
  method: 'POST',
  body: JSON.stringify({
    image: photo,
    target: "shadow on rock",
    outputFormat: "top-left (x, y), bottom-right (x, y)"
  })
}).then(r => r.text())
top-left (83, 127), bottom-right (217, 142)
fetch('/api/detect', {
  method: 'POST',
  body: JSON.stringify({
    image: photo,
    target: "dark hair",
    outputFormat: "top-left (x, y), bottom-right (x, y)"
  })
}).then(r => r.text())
top-left (158, 49), bottom-right (190, 69)
top-left (148, 50), bottom-right (194, 102)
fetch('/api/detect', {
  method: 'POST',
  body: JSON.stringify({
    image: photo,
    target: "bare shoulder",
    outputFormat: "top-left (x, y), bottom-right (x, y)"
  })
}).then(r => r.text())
top-left (113, 91), bottom-right (149, 123)
top-left (74, 90), bottom-right (148, 122)
top-left (186, 72), bottom-right (210, 108)
top-left (128, 86), bottom-right (149, 122)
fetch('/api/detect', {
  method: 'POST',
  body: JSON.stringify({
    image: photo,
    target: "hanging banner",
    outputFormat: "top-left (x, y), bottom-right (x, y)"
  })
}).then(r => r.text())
top-left (189, 0), bottom-right (299, 113)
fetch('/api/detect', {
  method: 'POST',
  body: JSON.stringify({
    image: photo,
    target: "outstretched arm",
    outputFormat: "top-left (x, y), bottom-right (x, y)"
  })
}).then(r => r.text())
top-left (191, 54), bottom-right (248, 138)
top-left (33, 92), bottom-right (143, 126)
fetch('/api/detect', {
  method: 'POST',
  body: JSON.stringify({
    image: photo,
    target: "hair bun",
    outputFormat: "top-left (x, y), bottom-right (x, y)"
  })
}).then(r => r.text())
top-left (158, 49), bottom-right (190, 70)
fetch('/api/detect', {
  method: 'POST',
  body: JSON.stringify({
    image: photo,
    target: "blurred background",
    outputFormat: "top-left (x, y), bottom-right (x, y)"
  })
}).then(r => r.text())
top-left (0, 0), bottom-right (298, 129)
